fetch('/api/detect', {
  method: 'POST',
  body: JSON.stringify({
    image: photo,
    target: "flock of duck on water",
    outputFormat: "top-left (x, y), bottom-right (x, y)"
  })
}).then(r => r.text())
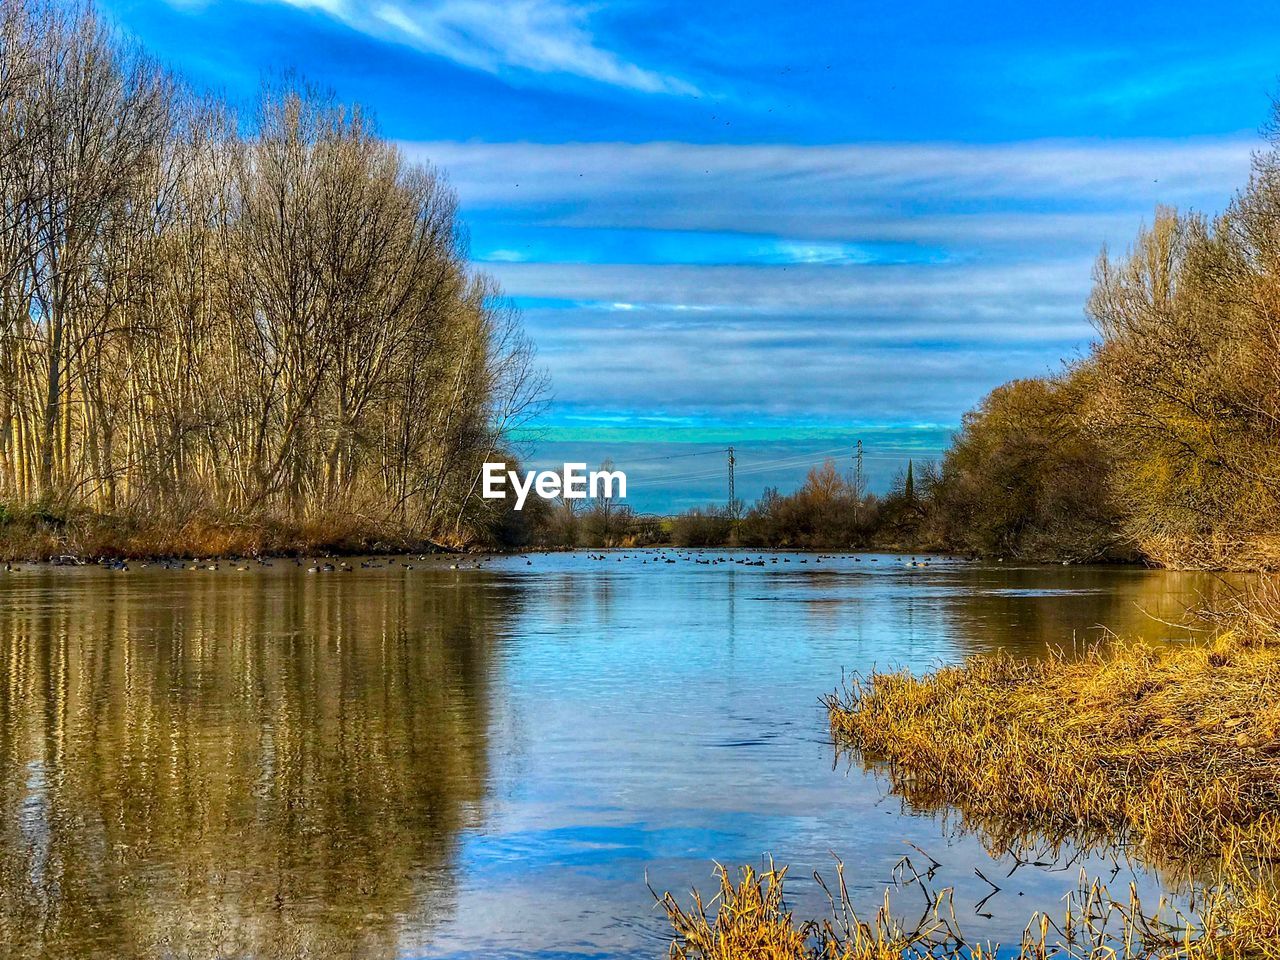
top-left (0, 550), bottom-right (945, 575)
top-left (578, 551), bottom-right (936, 568)
top-left (1, 555), bottom-right (443, 574)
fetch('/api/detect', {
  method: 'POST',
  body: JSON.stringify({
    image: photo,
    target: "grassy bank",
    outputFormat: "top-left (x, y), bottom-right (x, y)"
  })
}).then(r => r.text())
top-left (0, 506), bottom-right (455, 561)
top-left (658, 586), bottom-right (1280, 958)
top-left (824, 597), bottom-right (1280, 866)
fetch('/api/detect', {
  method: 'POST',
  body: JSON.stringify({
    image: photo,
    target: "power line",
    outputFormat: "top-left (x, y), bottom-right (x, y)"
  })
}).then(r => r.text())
top-left (628, 452), bottom-right (833, 487)
top-left (626, 446), bottom-right (944, 491)
top-left (598, 443), bottom-right (948, 469)
top-left (627, 445), bottom-right (852, 485)
top-left (615, 448), bottom-right (725, 464)
top-left (628, 454), bottom-right (826, 487)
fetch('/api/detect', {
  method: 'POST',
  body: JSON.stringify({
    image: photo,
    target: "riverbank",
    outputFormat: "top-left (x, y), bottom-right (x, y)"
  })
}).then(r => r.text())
top-left (824, 589), bottom-right (1280, 866)
top-left (0, 507), bottom-right (461, 561)
top-left (0, 501), bottom-right (1246, 569)
top-left (660, 584), bottom-right (1280, 958)
top-left (0, 507), bottom-right (976, 561)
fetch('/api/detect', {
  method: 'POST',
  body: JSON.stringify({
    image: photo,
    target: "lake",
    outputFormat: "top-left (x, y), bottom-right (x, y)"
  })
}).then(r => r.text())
top-left (0, 551), bottom-right (1240, 958)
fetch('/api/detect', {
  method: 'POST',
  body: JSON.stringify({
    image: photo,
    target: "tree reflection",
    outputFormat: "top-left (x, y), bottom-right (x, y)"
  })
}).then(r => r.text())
top-left (927, 564), bottom-right (1244, 657)
top-left (0, 568), bottom-right (514, 959)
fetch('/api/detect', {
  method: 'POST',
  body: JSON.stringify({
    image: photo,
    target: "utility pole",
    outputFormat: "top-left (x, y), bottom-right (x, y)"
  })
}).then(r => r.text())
top-left (727, 445), bottom-right (736, 518)
top-left (853, 439), bottom-right (863, 524)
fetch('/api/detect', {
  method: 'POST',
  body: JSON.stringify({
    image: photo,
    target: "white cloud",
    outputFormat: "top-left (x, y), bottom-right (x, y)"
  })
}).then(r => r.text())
top-left (494, 259), bottom-right (1097, 422)
top-left (484, 248), bottom-right (532, 262)
top-left (394, 136), bottom-right (1255, 427)
top-left (407, 137), bottom-right (1253, 246)
top-left (267, 0), bottom-right (696, 94)
top-left (521, 316), bottom-right (1072, 421)
top-left (492, 259), bottom-right (1092, 320)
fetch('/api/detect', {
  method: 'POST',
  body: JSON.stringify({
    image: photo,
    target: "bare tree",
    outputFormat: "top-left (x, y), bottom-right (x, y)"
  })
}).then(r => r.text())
top-left (0, 1), bottom-right (545, 547)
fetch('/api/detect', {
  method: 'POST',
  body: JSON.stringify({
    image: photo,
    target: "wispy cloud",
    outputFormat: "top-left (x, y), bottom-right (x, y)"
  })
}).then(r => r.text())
top-left (495, 259), bottom-right (1092, 322)
top-left (400, 136), bottom-right (1252, 436)
top-left (495, 257), bottom-right (1097, 430)
top-left (268, 0), bottom-right (697, 94)
top-left (408, 138), bottom-right (1254, 244)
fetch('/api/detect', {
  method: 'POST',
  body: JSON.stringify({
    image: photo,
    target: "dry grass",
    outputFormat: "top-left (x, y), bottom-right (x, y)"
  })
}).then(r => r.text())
top-left (658, 856), bottom-right (1280, 959)
top-left (1141, 534), bottom-right (1280, 572)
top-left (824, 585), bottom-right (1280, 865)
top-left (658, 861), bottom-right (975, 960)
top-left (0, 505), bottom-right (447, 560)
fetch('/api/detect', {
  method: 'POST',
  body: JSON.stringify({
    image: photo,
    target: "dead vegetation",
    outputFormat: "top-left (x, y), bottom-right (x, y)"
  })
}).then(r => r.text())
top-left (0, 505), bottom-right (442, 560)
top-left (658, 857), bottom-right (1280, 959)
top-left (824, 584), bottom-right (1280, 866)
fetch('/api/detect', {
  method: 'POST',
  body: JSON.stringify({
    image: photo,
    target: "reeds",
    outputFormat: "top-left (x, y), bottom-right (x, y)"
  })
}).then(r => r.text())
top-left (657, 860), bottom-right (978, 960)
top-left (657, 856), bottom-right (1279, 959)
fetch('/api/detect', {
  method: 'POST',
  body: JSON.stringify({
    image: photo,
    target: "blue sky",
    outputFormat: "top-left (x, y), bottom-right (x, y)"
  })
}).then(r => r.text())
top-left (101, 0), bottom-right (1275, 510)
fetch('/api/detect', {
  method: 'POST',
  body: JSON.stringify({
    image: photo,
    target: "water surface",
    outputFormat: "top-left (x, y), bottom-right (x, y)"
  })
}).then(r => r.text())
top-left (0, 552), bottom-right (1239, 958)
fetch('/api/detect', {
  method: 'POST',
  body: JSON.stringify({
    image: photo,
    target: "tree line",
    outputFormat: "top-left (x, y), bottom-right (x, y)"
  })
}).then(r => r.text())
top-left (0, 0), bottom-right (543, 553)
top-left (505, 456), bottom-right (921, 552)
top-left (923, 109), bottom-right (1280, 569)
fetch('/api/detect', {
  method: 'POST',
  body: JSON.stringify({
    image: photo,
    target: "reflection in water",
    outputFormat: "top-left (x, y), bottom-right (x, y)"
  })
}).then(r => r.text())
top-left (0, 554), bottom-right (1249, 959)
top-left (927, 563), bottom-right (1240, 655)
top-left (0, 569), bottom-right (515, 959)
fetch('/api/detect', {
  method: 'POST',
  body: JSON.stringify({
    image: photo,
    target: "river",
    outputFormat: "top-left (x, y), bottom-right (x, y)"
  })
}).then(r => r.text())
top-left (0, 551), bottom-right (1240, 958)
